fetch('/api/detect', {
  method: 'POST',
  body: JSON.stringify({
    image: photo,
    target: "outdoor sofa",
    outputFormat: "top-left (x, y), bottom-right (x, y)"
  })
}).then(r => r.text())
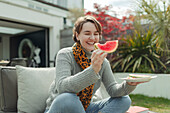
top-left (0, 66), bottom-right (106, 113)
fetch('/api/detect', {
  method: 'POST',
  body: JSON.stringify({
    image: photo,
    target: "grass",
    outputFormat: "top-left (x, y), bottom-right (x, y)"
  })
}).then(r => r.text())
top-left (129, 94), bottom-right (170, 113)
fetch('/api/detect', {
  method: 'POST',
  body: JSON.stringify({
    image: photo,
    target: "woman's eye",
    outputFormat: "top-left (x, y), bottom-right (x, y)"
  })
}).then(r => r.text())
top-left (85, 33), bottom-right (90, 35)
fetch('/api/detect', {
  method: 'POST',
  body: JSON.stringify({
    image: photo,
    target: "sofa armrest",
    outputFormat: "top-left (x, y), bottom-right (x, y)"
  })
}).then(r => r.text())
top-left (0, 66), bottom-right (17, 112)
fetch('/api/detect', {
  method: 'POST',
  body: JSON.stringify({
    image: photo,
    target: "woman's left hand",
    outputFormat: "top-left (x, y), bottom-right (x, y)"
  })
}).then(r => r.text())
top-left (126, 81), bottom-right (147, 86)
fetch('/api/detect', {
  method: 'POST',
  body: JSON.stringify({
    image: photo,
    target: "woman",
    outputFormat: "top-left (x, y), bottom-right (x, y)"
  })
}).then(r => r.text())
top-left (45, 15), bottom-right (143, 113)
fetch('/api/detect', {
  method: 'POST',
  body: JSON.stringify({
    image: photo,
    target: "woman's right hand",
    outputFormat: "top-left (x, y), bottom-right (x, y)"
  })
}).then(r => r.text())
top-left (91, 49), bottom-right (107, 74)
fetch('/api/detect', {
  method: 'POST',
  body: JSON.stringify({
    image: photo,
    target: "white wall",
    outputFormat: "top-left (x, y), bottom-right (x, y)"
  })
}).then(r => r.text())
top-left (97, 73), bottom-right (170, 100)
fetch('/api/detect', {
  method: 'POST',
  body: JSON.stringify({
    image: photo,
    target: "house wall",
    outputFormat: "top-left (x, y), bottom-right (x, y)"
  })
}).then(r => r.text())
top-left (0, 0), bottom-right (83, 66)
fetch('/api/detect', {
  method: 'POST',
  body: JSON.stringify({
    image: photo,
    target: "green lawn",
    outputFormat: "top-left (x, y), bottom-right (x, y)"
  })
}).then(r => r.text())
top-left (129, 94), bottom-right (170, 113)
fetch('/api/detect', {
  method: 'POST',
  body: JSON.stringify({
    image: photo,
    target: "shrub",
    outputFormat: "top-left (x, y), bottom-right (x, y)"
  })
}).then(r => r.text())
top-left (110, 29), bottom-right (166, 73)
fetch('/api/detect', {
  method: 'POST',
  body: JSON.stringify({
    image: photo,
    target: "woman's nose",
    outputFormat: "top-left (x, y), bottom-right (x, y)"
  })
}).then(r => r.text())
top-left (89, 35), bottom-right (95, 39)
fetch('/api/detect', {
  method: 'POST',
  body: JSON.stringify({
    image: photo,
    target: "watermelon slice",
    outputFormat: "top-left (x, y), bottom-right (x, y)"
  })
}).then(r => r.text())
top-left (94, 40), bottom-right (118, 53)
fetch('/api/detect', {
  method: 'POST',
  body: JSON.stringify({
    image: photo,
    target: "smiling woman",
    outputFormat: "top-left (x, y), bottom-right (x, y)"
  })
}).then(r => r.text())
top-left (43, 15), bottom-right (147, 113)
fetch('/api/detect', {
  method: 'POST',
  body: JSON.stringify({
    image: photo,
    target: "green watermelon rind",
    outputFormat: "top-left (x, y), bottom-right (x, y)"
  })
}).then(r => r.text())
top-left (94, 40), bottom-right (118, 53)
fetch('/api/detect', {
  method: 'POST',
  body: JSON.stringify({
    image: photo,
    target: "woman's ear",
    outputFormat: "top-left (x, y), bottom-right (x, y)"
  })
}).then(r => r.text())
top-left (76, 32), bottom-right (79, 41)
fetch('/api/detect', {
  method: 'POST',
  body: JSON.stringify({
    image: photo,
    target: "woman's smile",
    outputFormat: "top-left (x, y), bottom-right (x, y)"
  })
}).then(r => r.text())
top-left (87, 42), bottom-right (95, 45)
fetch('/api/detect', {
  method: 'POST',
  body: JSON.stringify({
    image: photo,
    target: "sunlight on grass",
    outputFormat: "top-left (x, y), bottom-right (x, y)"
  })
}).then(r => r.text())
top-left (129, 94), bottom-right (170, 113)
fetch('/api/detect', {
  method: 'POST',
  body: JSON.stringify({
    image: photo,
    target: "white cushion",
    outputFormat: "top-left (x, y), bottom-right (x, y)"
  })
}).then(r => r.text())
top-left (16, 66), bottom-right (55, 113)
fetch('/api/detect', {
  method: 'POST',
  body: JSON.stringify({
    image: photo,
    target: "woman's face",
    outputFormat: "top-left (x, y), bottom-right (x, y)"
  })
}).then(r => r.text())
top-left (76, 22), bottom-right (100, 52)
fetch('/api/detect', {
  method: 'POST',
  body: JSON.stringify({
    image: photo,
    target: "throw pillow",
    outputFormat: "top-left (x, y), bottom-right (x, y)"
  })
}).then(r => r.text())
top-left (16, 66), bottom-right (55, 113)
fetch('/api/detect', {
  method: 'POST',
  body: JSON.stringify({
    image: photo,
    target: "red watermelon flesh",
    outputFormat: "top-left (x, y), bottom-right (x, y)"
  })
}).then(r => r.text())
top-left (94, 40), bottom-right (118, 53)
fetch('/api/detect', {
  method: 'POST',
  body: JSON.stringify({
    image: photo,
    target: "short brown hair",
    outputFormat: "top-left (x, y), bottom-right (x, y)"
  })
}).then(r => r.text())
top-left (72, 15), bottom-right (102, 42)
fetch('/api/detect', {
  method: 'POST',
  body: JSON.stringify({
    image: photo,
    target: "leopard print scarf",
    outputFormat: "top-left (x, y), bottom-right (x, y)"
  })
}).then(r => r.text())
top-left (72, 42), bottom-right (94, 111)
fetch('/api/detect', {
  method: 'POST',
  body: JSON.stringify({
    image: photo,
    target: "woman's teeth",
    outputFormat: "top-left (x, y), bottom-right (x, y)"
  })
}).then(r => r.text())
top-left (87, 42), bottom-right (94, 45)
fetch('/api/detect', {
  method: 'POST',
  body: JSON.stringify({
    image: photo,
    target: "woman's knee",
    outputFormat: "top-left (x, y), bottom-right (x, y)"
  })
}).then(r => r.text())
top-left (121, 95), bottom-right (131, 108)
top-left (53, 93), bottom-right (78, 106)
top-left (49, 93), bottom-right (85, 113)
top-left (110, 95), bottom-right (131, 110)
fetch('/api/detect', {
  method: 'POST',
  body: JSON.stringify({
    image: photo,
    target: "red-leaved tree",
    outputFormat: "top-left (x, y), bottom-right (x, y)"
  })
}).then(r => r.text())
top-left (85, 3), bottom-right (134, 42)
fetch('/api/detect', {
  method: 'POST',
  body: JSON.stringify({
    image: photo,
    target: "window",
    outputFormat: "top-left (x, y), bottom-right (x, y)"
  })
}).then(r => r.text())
top-left (40, 0), bottom-right (67, 8)
top-left (57, 0), bottom-right (67, 8)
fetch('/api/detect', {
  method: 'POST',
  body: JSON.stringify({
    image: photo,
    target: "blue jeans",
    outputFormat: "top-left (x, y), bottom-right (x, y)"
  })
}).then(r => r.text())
top-left (45, 93), bottom-right (131, 113)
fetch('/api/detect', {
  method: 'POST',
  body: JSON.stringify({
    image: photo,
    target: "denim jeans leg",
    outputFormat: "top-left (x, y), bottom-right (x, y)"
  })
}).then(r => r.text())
top-left (45, 93), bottom-right (86, 113)
top-left (86, 95), bottom-right (131, 113)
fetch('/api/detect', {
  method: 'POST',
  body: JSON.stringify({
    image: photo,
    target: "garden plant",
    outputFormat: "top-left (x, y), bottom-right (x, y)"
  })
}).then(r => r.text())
top-left (110, 28), bottom-right (166, 73)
